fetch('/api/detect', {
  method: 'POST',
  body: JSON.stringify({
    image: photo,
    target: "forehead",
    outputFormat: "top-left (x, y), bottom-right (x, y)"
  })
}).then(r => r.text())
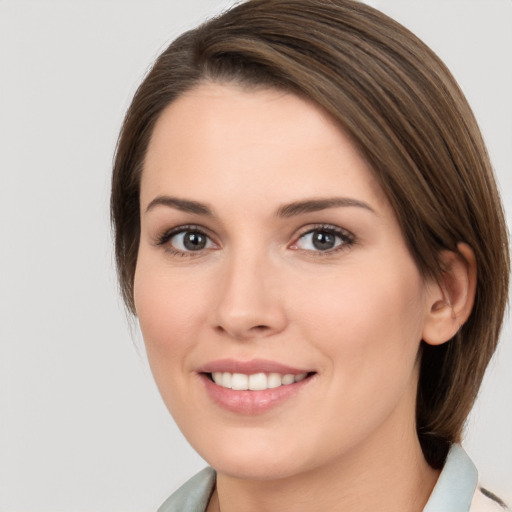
top-left (141, 82), bottom-right (388, 212)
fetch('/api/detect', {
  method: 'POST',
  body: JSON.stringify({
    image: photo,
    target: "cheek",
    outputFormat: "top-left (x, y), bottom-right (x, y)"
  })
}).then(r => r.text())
top-left (133, 256), bottom-right (211, 374)
top-left (287, 262), bottom-right (426, 450)
top-left (292, 259), bottom-right (426, 381)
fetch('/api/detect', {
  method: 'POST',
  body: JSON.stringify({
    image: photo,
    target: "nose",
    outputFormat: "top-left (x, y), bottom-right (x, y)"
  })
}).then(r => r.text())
top-left (212, 251), bottom-right (287, 341)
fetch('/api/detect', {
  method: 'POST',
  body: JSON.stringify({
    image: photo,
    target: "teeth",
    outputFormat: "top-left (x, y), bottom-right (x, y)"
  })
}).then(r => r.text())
top-left (267, 373), bottom-right (282, 389)
top-left (211, 371), bottom-right (308, 390)
top-left (282, 374), bottom-right (295, 385)
top-left (231, 373), bottom-right (249, 390)
top-left (221, 372), bottom-right (232, 388)
top-left (248, 373), bottom-right (267, 391)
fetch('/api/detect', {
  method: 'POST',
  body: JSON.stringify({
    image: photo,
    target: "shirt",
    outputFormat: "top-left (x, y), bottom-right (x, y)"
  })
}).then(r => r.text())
top-left (158, 444), bottom-right (508, 511)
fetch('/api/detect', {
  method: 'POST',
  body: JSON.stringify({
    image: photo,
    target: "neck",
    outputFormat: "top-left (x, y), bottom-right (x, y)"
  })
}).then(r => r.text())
top-left (209, 434), bottom-right (438, 512)
top-left (207, 390), bottom-right (439, 512)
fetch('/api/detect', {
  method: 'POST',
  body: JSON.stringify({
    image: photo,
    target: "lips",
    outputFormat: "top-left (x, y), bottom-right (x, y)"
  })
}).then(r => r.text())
top-left (197, 359), bottom-right (315, 414)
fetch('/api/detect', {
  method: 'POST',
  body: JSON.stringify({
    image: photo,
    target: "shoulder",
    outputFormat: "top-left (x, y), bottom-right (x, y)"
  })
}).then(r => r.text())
top-left (157, 467), bottom-right (216, 512)
top-left (471, 487), bottom-right (510, 512)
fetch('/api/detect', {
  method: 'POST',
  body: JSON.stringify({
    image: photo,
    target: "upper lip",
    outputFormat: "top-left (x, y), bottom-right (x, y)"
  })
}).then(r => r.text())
top-left (197, 358), bottom-right (312, 375)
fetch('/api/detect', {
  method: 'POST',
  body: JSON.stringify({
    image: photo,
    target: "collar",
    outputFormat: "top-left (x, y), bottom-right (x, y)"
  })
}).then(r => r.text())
top-left (423, 444), bottom-right (478, 512)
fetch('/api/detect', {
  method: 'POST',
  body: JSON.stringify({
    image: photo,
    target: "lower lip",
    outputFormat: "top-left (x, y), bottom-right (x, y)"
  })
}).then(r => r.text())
top-left (200, 373), bottom-right (314, 414)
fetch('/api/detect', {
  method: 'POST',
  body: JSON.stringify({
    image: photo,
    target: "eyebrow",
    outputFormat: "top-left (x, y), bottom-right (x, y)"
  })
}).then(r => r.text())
top-left (144, 195), bottom-right (376, 217)
top-left (276, 197), bottom-right (376, 217)
top-left (145, 196), bottom-right (213, 216)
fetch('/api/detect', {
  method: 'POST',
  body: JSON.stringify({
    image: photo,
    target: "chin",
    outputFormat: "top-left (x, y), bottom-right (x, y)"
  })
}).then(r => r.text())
top-left (208, 454), bottom-right (307, 481)
top-left (188, 430), bottom-right (311, 481)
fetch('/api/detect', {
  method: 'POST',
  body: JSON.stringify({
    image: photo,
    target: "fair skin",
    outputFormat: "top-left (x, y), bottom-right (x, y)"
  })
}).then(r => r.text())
top-left (134, 82), bottom-right (475, 512)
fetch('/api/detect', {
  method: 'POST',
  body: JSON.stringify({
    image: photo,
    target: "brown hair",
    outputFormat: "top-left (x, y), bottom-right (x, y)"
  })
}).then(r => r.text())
top-left (111, 0), bottom-right (509, 468)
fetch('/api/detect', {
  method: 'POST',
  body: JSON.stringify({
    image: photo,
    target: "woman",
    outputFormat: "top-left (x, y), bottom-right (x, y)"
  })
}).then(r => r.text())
top-left (111, 1), bottom-right (510, 510)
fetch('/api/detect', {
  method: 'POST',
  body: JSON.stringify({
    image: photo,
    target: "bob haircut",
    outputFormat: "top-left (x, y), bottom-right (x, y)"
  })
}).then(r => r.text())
top-left (111, 0), bottom-right (509, 469)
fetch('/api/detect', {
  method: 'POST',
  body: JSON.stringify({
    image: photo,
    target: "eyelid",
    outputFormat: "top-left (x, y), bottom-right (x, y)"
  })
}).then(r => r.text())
top-left (289, 223), bottom-right (355, 253)
top-left (154, 224), bottom-right (219, 254)
top-left (153, 223), bottom-right (354, 256)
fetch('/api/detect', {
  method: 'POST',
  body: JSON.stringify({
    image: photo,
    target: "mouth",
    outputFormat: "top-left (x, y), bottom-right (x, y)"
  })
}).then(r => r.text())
top-left (197, 359), bottom-right (316, 414)
top-left (206, 371), bottom-right (312, 390)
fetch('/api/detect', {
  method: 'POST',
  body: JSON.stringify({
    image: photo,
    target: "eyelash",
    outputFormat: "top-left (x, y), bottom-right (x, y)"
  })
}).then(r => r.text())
top-left (155, 224), bottom-right (216, 257)
top-left (154, 224), bottom-right (355, 257)
top-left (290, 224), bottom-right (355, 256)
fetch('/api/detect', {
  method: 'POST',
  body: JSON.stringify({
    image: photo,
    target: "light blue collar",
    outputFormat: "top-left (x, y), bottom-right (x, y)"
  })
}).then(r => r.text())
top-left (423, 444), bottom-right (478, 512)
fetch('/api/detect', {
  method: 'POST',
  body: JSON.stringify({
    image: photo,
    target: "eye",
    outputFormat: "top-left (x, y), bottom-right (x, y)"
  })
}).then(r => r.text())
top-left (172, 231), bottom-right (212, 251)
top-left (156, 226), bottom-right (216, 254)
top-left (291, 226), bottom-right (353, 252)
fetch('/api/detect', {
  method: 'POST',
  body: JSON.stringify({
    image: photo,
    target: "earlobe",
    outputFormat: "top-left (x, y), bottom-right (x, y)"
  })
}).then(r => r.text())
top-left (422, 243), bottom-right (477, 346)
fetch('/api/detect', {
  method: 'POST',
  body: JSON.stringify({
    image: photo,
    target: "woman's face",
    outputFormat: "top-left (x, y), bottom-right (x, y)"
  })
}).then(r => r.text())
top-left (135, 83), bottom-right (434, 480)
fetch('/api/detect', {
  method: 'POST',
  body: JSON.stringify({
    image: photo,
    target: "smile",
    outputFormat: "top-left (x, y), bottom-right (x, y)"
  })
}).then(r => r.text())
top-left (198, 359), bottom-right (316, 414)
top-left (210, 371), bottom-right (308, 390)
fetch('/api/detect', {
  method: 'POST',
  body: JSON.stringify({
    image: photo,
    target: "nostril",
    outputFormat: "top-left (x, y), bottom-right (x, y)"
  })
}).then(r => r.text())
top-left (214, 323), bottom-right (273, 339)
top-left (248, 325), bottom-right (272, 334)
top-left (214, 322), bottom-right (264, 330)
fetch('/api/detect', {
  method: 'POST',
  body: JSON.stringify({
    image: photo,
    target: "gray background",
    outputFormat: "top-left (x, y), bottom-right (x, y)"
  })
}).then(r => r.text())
top-left (0, 1), bottom-right (510, 510)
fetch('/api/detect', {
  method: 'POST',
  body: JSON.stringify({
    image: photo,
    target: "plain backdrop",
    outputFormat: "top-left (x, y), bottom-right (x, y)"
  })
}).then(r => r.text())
top-left (0, 1), bottom-right (510, 511)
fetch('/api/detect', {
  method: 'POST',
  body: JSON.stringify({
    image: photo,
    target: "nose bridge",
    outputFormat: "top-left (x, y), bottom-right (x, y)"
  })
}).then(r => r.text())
top-left (213, 242), bottom-right (286, 339)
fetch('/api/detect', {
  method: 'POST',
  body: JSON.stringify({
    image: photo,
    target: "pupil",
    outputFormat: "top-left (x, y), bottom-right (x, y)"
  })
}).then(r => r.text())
top-left (184, 232), bottom-right (206, 250)
top-left (313, 231), bottom-right (335, 250)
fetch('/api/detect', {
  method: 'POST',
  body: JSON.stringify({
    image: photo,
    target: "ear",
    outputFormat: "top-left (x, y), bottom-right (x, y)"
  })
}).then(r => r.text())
top-left (422, 243), bottom-right (477, 346)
